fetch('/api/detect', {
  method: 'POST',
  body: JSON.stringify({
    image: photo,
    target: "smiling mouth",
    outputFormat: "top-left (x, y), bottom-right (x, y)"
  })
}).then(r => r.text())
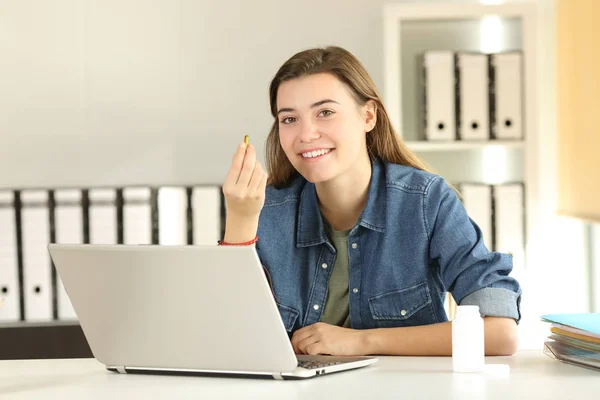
top-left (300, 148), bottom-right (334, 159)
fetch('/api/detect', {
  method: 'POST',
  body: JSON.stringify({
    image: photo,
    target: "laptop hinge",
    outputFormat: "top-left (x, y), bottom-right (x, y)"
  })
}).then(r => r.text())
top-left (272, 373), bottom-right (283, 380)
top-left (116, 366), bottom-right (127, 374)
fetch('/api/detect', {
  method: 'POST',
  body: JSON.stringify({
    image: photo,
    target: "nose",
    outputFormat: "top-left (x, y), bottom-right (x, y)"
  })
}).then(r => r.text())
top-left (298, 120), bottom-right (321, 143)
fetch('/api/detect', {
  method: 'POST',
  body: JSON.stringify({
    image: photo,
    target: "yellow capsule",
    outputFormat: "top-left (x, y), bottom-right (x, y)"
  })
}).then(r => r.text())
top-left (244, 135), bottom-right (250, 147)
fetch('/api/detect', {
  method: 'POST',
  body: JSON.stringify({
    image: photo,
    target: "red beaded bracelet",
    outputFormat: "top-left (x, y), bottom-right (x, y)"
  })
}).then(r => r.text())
top-left (217, 235), bottom-right (258, 246)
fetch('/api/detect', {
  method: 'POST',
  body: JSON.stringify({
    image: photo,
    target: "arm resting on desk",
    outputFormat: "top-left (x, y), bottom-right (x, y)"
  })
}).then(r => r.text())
top-left (364, 316), bottom-right (518, 356)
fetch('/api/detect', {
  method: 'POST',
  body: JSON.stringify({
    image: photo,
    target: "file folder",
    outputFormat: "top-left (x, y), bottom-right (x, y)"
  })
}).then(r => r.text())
top-left (158, 187), bottom-right (187, 245)
top-left (88, 188), bottom-right (118, 244)
top-left (493, 183), bottom-right (525, 270)
top-left (541, 313), bottom-right (600, 336)
top-left (192, 186), bottom-right (222, 245)
top-left (123, 187), bottom-right (152, 245)
top-left (542, 313), bottom-right (600, 371)
top-left (491, 51), bottom-right (523, 139)
top-left (456, 52), bottom-right (489, 140)
top-left (423, 51), bottom-right (456, 141)
top-left (53, 189), bottom-right (82, 320)
top-left (20, 190), bottom-right (53, 322)
top-left (0, 191), bottom-right (20, 322)
top-left (460, 183), bottom-right (493, 251)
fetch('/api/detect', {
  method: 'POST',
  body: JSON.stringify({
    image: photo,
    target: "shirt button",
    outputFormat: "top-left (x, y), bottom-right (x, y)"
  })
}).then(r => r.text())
top-left (351, 243), bottom-right (358, 249)
top-left (313, 304), bottom-right (320, 310)
top-left (321, 263), bottom-right (328, 269)
top-left (353, 288), bottom-right (359, 294)
top-left (400, 310), bottom-right (407, 316)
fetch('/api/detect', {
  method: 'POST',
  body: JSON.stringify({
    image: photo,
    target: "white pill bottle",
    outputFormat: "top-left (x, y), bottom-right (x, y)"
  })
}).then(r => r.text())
top-left (452, 305), bottom-right (485, 372)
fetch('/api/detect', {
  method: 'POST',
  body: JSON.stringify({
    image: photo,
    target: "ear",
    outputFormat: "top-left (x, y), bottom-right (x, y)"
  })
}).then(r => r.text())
top-left (363, 100), bottom-right (377, 133)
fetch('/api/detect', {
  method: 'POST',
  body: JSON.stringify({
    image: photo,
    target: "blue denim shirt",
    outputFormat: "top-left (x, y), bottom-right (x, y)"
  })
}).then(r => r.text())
top-left (256, 158), bottom-right (521, 335)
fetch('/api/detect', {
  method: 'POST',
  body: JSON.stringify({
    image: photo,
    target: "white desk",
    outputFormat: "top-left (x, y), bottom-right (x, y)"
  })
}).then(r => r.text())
top-left (0, 350), bottom-right (598, 399)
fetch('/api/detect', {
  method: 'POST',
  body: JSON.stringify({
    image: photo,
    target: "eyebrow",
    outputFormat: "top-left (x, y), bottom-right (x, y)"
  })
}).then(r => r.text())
top-left (277, 99), bottom-right (340, 115)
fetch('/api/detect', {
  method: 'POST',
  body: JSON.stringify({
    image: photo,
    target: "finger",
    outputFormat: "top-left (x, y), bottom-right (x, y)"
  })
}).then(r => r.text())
top-left (291, 325), bottom-right (314, 347)
top-left (292, 339), bottom-right (302, 354)
top-left (291, 330), bottom-right (311, 354)
top-left (248, 163), bottom-right (265, 192)
top-left (290, 331), bottom-right (302, 353)
top-left (237, 144), bottom-right (256, 185)
top-left (305, 342), bottom-right (324, 356)
top-left (224, 142), bottom-right (248, 186)
top-left (256, 171), bottom-right (268, 195)
top-left (297, 334), bottom-right (320, 355)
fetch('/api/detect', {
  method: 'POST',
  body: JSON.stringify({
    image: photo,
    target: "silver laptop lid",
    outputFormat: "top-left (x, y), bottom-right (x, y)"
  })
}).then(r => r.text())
top-left (48, 244), bottom-right (298, 373)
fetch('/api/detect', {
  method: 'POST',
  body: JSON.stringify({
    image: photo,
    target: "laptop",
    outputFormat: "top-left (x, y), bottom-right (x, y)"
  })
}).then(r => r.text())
top-left (47, 244), bottom-right (377, 379)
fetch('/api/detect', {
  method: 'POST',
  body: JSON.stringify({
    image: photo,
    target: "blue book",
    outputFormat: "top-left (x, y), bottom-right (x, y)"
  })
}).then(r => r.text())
top-left (541, 313), bottom-right (600, 336)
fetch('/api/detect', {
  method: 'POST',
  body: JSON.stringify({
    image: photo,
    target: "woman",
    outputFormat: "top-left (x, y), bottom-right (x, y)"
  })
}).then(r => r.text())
top-left (220, 46), bottom-right (521, 357)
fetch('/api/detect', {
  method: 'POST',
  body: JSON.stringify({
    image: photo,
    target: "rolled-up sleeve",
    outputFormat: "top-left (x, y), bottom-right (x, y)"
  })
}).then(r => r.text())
top-left (459, 287), bottom-right (521, 321)
top-left (424, 176), bottom-right (522, 322)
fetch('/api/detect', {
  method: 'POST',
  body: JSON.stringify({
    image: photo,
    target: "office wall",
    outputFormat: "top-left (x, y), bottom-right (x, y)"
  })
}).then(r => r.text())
top-left (555, 0), bottom-right (600, 222)
top-left (591, 224), bottom-right (600, 312)
top-left (0, 0), bottom-right (520, 190)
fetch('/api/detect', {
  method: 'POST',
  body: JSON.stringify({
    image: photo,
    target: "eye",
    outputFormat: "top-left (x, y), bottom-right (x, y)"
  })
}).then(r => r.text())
top-left (318, 109), bottom-right (334, 117)
top-left (280, 116), bottom-right (296, 125)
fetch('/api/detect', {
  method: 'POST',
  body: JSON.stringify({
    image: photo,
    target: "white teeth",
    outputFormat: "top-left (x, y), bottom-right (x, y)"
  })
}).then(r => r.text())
top-left (302, 149), bottom-right (331, 158)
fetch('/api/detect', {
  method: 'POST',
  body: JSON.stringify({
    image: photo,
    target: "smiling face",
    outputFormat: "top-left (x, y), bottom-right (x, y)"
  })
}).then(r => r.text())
top-left (276, 73), bottom-right (375, 184)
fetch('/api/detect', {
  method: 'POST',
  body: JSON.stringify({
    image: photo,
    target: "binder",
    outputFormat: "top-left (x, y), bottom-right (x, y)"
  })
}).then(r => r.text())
top-left (123, 187), bottom-right (152, 245)
top-left (88, 188), bottom-right (118, 244)
top-left (490, 51), bottom-right (523, 139)
top-left (423, 51), bottom-right (456, 141)
top-left (456, 52), bottom-right (489, 140)
top-left (192, 186), bottom-right (222, 245)
top-left (0, 191), bottom-right (20, 322)
top-left (493, 183), bottom-right (525, 271)
top-left (158, 187), bottom-right (187, 245)
top-left (53, 189), bottom-right (82, 320)
top-left (459, 183), bottom-right (493, 251)
top-left (20, 190), bottom-right (53, 322)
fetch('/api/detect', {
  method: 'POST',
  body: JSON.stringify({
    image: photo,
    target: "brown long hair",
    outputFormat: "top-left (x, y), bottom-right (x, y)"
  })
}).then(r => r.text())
top-left (266, 46), bottom-right (431, 188)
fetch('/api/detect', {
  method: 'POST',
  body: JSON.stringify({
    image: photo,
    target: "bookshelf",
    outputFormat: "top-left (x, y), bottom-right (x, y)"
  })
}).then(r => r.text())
top-left (383, 1), bottom-right (539, 317)
top-left (383, 0), bottom-right (538, 246)
top-left (0, 184), bottom-right (224, 360)
top-left (406, 140), bottom-right (524, 152)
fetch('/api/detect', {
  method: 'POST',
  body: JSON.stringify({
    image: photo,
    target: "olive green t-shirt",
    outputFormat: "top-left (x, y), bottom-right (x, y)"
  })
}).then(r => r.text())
top-left (319, 218), bottom-right (351, 328)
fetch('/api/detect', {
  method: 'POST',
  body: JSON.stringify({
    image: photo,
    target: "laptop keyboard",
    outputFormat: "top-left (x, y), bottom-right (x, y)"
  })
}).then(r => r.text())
top-left (297, 360), bottom-right (342, 370)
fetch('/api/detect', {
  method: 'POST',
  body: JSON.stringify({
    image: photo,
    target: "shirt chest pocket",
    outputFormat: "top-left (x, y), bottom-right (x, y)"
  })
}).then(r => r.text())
top-left (367, 282), bottom-right (436, 328)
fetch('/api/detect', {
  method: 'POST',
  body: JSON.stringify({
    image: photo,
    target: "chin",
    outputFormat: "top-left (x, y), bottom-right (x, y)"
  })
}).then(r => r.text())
top-left (298, 169), bottom-right (338, 184)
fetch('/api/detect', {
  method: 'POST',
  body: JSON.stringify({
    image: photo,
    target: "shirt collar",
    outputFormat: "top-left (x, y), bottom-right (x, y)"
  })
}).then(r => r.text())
top-left (296, 158), bottom-right (387, 248)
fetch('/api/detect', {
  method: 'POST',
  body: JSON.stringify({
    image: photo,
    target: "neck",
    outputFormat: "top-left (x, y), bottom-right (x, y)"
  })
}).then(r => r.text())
top-left (316, 155), bottom-right (372, 231)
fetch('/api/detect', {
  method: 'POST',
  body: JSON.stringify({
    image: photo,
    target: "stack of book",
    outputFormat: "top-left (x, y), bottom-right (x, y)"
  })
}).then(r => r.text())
top-left (541, 313), bottom-right (600, 372)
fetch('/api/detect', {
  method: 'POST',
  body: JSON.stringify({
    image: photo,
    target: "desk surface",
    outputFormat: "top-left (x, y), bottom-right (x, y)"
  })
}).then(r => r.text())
top-left (1, 350), bottom-right (598, 399)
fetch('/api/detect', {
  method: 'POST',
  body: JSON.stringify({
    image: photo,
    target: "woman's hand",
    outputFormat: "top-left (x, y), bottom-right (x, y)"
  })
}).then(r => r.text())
top-left (291, 322), bottom-right (369, 356)
top-left (222, 142), bottom-right (268, 243)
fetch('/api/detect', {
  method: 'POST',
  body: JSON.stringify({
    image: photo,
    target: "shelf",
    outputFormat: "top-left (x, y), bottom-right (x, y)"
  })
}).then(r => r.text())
top-left (0, 322), bottom-right (92, 360)
top-left (405, 140), bottom-right (524, 152)
top-left (0, 320), bottom-right (80, 329)
top-left (384, 2), bottom-right (536, 20)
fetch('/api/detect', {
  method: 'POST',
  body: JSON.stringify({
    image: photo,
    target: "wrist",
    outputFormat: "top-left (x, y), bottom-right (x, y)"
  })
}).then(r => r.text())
top-left (224, 213), bottom-right (259, 244)
top-left (218, 235), bottom-right (258, 246)
top-left (361, 329), bottom-right (381, 355)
